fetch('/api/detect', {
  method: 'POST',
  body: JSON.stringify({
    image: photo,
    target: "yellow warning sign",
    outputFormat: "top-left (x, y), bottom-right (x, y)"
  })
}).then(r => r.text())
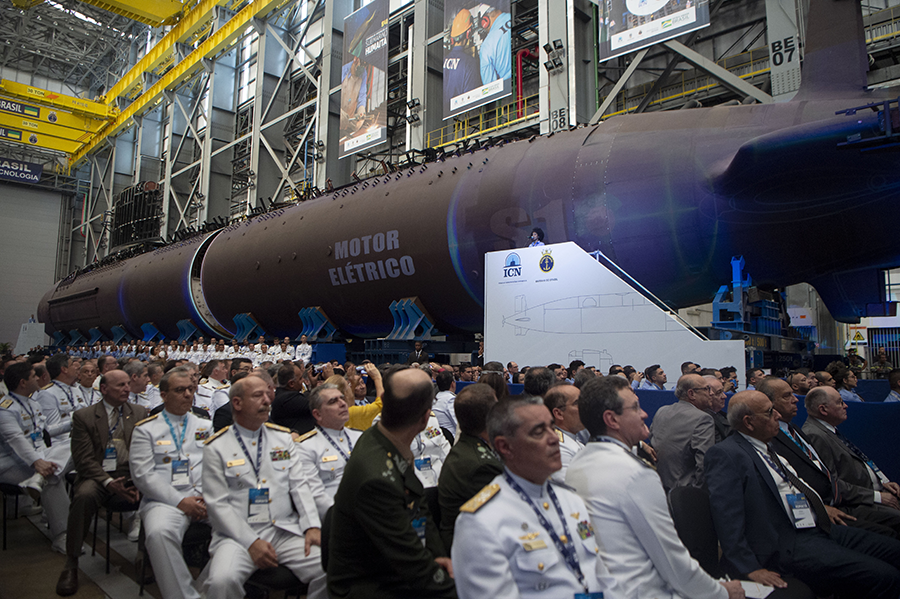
top-left (852, 331), bottom-right (865, 342)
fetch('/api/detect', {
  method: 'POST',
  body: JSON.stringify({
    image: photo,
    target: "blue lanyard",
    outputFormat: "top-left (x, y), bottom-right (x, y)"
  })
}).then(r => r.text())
top-left (317, 426), bottom-right (353, 461)
top-left (234, 428), bottom-right (265, 487)
top-left (504, 472), bottom-right (587, 592)
top-left (162, 411), bottom-right (189, 457)
top-left (9, 393), bottom-right (38, 433)
top-left (52, 381), bottom-right (74, 405)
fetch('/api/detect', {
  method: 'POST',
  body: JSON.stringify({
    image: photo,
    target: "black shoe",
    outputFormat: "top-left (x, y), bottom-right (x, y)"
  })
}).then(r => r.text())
top-left (55, 568), bottom-right (78, 596)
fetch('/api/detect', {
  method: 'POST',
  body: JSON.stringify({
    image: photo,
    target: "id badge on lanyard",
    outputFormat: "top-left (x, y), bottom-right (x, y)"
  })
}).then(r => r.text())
top-left (248, 488), bottom-right (270, 523)
top-left (103, 446), bottom-right (118, 472)
top-left (172, 460), bottom-right (190, 487)
top-left (785, 493), bottom-right (816, 529)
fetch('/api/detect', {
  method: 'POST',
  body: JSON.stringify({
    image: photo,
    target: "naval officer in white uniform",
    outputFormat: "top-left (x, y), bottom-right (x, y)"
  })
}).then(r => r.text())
top-left (566, 376), bottom-right (744, 599)
top-left (130, 369), bottom-right (212, 599)
top-left (452, 396), bottom-right (615, 599)
top-left (294, 383), bottom-right (362, 529)
top-left (202, 374), bottom-right (326, 599)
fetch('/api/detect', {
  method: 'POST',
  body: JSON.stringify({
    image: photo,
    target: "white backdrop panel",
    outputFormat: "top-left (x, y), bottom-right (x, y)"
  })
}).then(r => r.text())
top-left (484, 242), bottom-right (745, 386)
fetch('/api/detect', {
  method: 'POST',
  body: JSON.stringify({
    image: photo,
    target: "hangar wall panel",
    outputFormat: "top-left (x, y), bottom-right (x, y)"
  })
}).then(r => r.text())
top-left (0, 184), bottom-right (62, 345)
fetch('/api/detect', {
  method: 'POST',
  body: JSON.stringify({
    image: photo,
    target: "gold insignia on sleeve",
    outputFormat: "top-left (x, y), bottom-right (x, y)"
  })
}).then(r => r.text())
top-left (204, 426), bottom-right (230, 445)
top-left (135, 414), bottom-right (159, 427)
top-left (264, 422), bottom-right (291, 433)
top-left (295, 430), bottom-right (318, 443)
top-left (459, 483), bottom-right (500, 513)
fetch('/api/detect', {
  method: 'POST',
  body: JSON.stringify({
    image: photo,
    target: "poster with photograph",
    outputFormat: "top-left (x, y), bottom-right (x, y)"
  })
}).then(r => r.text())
top-left (443, 0), bottom-right (512, 120)
top-left (339, 0), bottom-right (389, 159)
top-left (598, 0), bottom-right (709, 62)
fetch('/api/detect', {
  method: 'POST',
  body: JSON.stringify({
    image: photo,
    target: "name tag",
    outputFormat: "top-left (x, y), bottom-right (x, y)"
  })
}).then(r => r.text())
top-left (414, 457), bottom-right (432, 471)
top-left (227, 459), bottom-right (246, 467)
top-left (523, 539), bottom-right (548, 552)
top-left (322, 455), bottom-right (339, 463)
top-left (103, 447), bottom-right (118, 472)
top-left (575, 594), bottom-right (605, 599)
top-left (29, 431), bottom-right (42, 444)
top-left (156, 440), bottom-right (172, 445)
top-left (785, 493), bottom-right (816, 529)
top-left (172, 459), bottom-right (190, 487)
top-left (248, 488), bottom-right (270, 523)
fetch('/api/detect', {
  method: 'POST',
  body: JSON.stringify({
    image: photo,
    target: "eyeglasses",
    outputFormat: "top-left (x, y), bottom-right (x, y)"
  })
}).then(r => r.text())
top-left (754, 406), bottom-right (775, 418)
top-left (692, 385), bottom-right (713, 394)
top-left (622, 401), bottom-right (642, 413)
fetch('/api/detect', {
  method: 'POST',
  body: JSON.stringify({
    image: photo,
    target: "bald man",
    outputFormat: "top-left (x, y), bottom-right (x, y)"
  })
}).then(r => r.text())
top-left (705, 390), bottom-right (900, 599)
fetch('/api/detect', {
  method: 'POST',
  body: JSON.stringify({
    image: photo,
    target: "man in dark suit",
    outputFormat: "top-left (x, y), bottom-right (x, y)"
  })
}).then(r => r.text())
top-left (55, 369), bottom-right (147, 596)
top-left (406, 340), bottom-right (429, 365)
top-left (649, 373), bottom-right (716, 491)
top-left (705, 390), bottom-right (900, 599)
top-left (761, 377), bottom-right (900, 538)
top-left (802, 386), bottom-right (900, 512)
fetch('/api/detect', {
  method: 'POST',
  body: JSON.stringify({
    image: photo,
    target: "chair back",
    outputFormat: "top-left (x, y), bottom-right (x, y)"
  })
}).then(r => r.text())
top-left (667, 485), bottom-right (722, 578)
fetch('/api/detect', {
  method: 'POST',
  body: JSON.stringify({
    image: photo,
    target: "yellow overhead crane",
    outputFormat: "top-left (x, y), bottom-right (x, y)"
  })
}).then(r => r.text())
top-left (0, 80), bottom-right (114, 155)
top-left (11, 0), bottom-right (185, 27)
top-left (2, 0), bottom-right (297, 167)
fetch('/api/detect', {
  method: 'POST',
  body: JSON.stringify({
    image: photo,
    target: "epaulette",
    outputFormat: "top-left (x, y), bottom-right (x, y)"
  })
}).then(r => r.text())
top-left (41, 383), bottom-right (54, 390)
top-left (0, 397), bottom-right (12, 409)
top-left (460, 483), bottom-right (500, 513)
top-left (217, 383), bottom-right (230, 389)
top-left (556, 429), bottom-right (564, 443)
top-left (199, 378), bottom-right (209, 385)
top-left (204, 426), bottom-right (230, 445)
top-left (295, 429), bottom-right (318, 443)
top-left (265, 422), bottom-right (291, 433)
top-left (135, 414), bottom-right (159, 427)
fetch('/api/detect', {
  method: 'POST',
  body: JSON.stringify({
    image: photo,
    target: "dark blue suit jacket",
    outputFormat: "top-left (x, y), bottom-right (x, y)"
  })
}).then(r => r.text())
top-left (705, 432), bottom-right (804, 576)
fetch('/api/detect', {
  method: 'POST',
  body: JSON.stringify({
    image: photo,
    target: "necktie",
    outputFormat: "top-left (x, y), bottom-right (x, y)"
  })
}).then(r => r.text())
top-left (786, 425), bottom-right (841, 504)
top-left (835, 429), bottom-right (871, 462)
top-left (767, 446), bottom-right (831, 533)
top-left (109, 407), bottom-right (119, 429)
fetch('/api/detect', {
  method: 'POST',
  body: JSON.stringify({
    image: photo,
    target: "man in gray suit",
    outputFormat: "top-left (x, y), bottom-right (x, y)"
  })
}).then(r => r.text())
top-left (649, 374), bottom-right (716, 492)
top-left (802, 386), bottom-right (900, 512)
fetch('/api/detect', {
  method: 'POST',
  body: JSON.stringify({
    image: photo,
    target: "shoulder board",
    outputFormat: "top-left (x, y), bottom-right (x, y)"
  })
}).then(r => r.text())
top-left (204, 426), bottom-right (230, 445)
top-left (265, 422), bottom-right (291, 433)
top-left (217, 383), bottom-right (230, 389)
top-left (41, 383), bottom-right (54, 390)
top-left (199, 378), bottom-right (209, 385)
top-left (556, 429), bottom-right (564, 443)
top-left (431, 410), bottom-right (436, 417)
top-left (295, 429), bottom-right (318, 443)
top-left (0, 398), bottom-right (13, 409)
top-left (135, 414), bottom-right (159, 427)
top-left (460, 483), bottom-right (501, 513)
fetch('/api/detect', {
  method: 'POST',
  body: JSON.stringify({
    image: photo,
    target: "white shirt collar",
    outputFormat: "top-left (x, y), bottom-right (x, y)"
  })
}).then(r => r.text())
top-left (739, 432), bottom-right (769, 453)
top-left (505, 467), bottom-right (548, 498)
top-left (814, 417), bottom-right (836, 433)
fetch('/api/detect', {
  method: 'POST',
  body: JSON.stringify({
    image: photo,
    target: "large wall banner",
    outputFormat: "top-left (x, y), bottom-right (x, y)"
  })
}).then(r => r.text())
top-left (339, 0), bottom-right (389, 159)
top-left (598, 0), bottom-right (710, 62)
top-left (443, 0), bottom-right (512, 120)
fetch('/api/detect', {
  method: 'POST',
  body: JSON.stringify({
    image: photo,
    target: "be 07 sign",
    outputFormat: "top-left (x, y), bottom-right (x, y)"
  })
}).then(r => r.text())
top-left (770, 36), bottom-right (797, 66)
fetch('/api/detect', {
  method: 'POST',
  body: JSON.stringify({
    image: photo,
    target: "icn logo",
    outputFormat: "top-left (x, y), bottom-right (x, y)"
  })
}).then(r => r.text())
top-left (503, 253), bottom-right (522, 278)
